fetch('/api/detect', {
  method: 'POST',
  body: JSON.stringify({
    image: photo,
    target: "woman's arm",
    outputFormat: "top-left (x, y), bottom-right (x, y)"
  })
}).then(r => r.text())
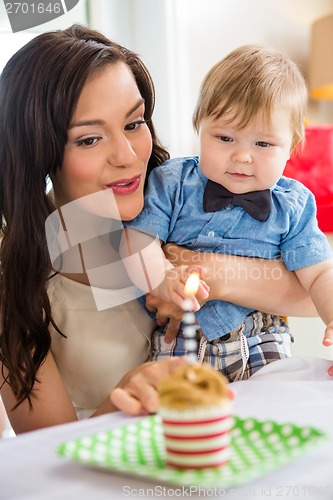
top-left (0, 350), bottom-right (153, 433)
top-left (163, 243), bottom-right (317, 317)
top-left (1, 351), bottom-right (190, 432)
top-left (1, 352), bottom-right (78, 434)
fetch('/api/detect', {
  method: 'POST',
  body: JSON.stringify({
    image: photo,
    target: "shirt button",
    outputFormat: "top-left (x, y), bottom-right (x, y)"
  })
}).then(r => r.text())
top-left (207, 231), bottom-right (215, 237)
top-left (225, 205), bottom-right (233, 211)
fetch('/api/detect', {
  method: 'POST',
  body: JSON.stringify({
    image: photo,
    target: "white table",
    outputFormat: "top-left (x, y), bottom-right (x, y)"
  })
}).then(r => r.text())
top-left (1, 357), bottom-right (333, 499)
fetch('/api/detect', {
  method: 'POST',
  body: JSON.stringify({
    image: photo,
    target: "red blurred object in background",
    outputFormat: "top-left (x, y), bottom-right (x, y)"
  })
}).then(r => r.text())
top-left (284, 125), bottom-right (333, 233)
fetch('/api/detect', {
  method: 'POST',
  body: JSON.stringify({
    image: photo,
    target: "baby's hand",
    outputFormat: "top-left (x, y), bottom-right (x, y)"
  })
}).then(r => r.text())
top-left (323, 322), bottom-right (333, 376)
top-left (323, 321), bottom-right (333, 347)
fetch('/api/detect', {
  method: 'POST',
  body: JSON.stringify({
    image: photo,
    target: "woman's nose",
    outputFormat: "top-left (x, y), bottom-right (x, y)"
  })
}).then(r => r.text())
top-left (108, 135), bottom-right (137, 167)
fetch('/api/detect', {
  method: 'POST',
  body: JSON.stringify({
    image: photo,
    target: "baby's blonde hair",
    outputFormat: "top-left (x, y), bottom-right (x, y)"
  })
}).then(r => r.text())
top-left (193, 45), bottom-right (308, 152)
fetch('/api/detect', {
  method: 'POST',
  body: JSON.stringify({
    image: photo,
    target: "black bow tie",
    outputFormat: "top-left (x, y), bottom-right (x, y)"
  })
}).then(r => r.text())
top-left (203, 180), bottom-right (272, 222)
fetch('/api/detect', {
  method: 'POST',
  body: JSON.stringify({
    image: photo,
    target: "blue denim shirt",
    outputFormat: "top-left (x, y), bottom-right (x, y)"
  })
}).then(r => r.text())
top-left (126, 156), bottom-right (333, 340)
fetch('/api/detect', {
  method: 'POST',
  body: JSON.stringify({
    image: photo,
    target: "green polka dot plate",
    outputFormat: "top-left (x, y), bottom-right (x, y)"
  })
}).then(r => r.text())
top-left (56, 415), bottom-right (327, 488)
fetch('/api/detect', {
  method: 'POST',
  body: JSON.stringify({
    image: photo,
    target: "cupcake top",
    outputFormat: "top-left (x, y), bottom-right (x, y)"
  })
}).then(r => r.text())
top-left (157, 362), bottom-right (230, 410)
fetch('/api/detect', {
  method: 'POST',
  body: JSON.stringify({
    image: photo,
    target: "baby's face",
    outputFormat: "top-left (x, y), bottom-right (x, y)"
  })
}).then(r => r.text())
top-left (198, 108), bottom-right (293, 194)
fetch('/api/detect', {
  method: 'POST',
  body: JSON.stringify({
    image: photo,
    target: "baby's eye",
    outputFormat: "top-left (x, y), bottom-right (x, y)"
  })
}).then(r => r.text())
top-left (219, 136), bottom-right (233, 142)
top-left (125, 120), bottom-right (147, 131)
top-left (76, 137), bottom-right (100, 147)
top-left (256, 141), bottom-right (270, 148)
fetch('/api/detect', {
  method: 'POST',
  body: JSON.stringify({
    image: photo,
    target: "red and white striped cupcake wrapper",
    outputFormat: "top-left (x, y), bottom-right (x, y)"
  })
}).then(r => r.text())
top-left (159, 404), bottom-right (233, 469)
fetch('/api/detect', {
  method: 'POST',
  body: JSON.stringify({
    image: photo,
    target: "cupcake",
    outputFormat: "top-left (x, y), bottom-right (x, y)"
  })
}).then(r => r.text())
top-left (157, 362), bottom-right (233, 469)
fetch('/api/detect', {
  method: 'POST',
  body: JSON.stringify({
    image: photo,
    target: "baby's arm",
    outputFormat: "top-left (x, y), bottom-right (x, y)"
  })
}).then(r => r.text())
top-left (295, 258), bottom-right (333, 347)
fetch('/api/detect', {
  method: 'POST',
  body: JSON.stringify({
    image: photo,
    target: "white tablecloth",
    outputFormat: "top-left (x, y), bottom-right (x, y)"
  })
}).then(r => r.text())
top-left (0, 357), bottom-right (333, 499)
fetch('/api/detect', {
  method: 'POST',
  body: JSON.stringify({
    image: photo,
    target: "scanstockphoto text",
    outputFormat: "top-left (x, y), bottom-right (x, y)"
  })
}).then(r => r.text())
top-left (122, 485), bottom-right (257, 497)
top-left (122, 484), bottom-right (331, 497)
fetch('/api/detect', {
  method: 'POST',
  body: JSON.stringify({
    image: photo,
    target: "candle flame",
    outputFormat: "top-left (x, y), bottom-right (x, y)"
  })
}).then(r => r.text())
top-left (184, 272), bottom-right (200, 296)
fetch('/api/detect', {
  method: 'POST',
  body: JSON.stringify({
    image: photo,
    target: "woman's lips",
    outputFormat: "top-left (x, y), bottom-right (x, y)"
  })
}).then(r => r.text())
top-left (107, 175), bottom-right (141, 195)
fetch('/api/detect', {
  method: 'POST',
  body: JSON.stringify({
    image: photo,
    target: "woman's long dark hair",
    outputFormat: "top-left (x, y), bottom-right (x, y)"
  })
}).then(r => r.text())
top-left (0, 24), bottom-right (169, 407)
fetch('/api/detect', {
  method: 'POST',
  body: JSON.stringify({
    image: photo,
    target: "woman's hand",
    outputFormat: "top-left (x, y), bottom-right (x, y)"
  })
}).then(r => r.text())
top-left (145, 293), bottom-right (184, 343)
top-left (111, 358), bottom-right (236, 416)
top-left (152, 265), bottom-right (209, 310)
top-left (146, 261), bottom-right (209, 344)
top-left (110, 357), bottom-right (188, 415)
top-left (146, 269), bottom-right (209, 344)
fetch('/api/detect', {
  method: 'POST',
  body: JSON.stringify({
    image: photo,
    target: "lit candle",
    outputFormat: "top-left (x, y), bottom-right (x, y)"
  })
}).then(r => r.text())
top-left (182, 272), bottom-right (200, 364)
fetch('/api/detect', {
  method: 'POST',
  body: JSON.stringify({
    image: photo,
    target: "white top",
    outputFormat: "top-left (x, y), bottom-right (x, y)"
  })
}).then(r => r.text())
top-left (47, 274), bottom-right (155, 418)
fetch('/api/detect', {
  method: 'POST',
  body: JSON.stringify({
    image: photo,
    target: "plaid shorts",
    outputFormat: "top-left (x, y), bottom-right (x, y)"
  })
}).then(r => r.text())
top-left (150, 311), bottom-right (292, 382)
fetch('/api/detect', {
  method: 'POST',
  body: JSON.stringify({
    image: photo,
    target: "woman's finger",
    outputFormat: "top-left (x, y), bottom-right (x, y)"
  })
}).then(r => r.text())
top-left (111, 382), bottom-right (158, 415)
top-left (164, 318), bottom-right (182, 343)
top-left (110, 387), bottom-right (144, 415)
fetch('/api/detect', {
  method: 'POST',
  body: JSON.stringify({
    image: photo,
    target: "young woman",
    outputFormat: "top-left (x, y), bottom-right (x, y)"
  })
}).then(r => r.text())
top-left (0, 25), bottom-right (316, 434)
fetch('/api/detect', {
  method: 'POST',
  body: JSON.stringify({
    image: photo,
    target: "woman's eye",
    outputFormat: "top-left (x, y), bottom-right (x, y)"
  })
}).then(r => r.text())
top-left (125, 120), bottom-right (147, 131)
top-left (219, 136), bottom-right (232, 142)
top-left (76, 137), bottom-right (99, 147)
top-left (256, 141), bottom-right (270, 148)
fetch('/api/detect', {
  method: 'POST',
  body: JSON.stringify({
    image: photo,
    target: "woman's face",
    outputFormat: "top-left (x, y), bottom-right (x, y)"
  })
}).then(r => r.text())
top-left (51, 62), bottom-right (152, 221)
